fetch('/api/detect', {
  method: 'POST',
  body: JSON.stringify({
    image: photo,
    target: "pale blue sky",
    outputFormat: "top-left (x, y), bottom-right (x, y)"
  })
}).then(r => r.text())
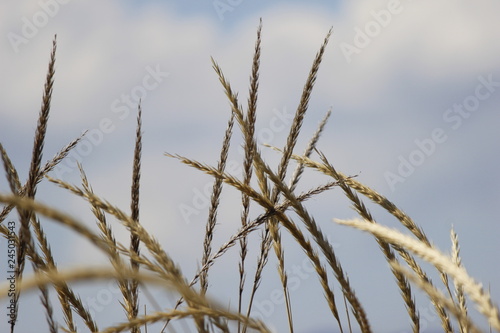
top-left (1, 1), bottom-right (500, 332)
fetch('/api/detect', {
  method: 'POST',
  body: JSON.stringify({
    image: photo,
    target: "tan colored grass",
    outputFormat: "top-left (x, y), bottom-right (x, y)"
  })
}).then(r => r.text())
top-left (252, 30), bottom-right (334, 331)
top-left (199, 111), bottom-right (235, 332)
top-left (288, 108), bottom-right (331, 192)
top-left (200, 112), bottom-right (234, 295)
top-left (0, 131), bottom-right (85, 229)
top-left (45, 177), bottom-right (189, 288)
top-left (0, 148), bottom-right (97, 332)
top-left (451, 228), bottom-right (469, 333)
top-left (239, 25), bottom-right (263, 332)
top-left (128, 103), bottom-right (143, 333)
top-left (1, 22), bottom-right (498, 333)
top-left (314, 149), bottom-right (421, 332)
top-left (0, 143), bottom-right (22, 194)
top-left (166, 152), bottom-right (365, 333)
top-left (335, 218), bottom-right (500, 331)
top-left (189, 179), bottom-right (345, 294)
top-left (279, 148), bottom-right (455, 332)
top-left (12, 36), bottom-right (57, 332)
top-left (0, 266), bottom-right (259, 333)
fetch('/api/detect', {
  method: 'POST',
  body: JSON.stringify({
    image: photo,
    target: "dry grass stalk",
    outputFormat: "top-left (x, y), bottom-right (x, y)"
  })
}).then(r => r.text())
top-left (0, 143), bottom-right (22, 194)
top-left (253, 152), bottom-right (368, 333)
top-left (451, 228), bottom-right (469, 333)
top-left (45, 176), bottom-right (225, 333)
top-left (1, 147), bottom-right (97, 331)
top-left (284, 149), bottom-right (455, 331)
top-left (1, 131), bottom-right (88, 333)
top-left (314, 149), bottom-right (421, 332)
top-left (0, 267), bottom-right (207, 313)
top-left (248, 26), bottom-right (333, 333)
top-left (167, 152), bottom-right (360, 333)
top-left (0, 193), bottom-right (121, 264)
top-left (335, 218), bottom-right (500, 331)
top-left (391, 261), bottom-right (481, 333)
top-left (79, 163), bottom-right (130, 329)
top-left (39, 285), bottom-right (58, 333)
top-left (199, 111), bottom-right (234, 332)
top-left (129, 103), bottom-right (143, 333)
top-left (45, 177), bottom-right (189, 288)
top-left (0, 132), bottom-right (85, 229)
top-left (13, 36), bottom-right (57, 332)
top-left (239, 19), bottom-right (262, 333)
top-left (200, 112), bottom-right (234, 295)
top-left (0, 194), bottom-right (220, 328)
top-left (260, 29), bottom-right (332, 332)
top-left (210, 58), bottom-right (269, 199)
top-left (188, 180), bottom-right (344, 294)
top-left (288, 109), bottom-right (331, 192)
top-left (99, 308), bottom-right (270, 333)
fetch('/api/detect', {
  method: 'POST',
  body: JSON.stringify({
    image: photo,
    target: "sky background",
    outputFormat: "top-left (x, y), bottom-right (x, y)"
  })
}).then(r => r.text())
top-left (1, 1), bottom-right (500, 332)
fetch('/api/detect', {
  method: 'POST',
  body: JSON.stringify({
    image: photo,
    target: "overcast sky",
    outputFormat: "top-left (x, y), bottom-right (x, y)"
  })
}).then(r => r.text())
top-left (1, 1), bottom-right (500, 332)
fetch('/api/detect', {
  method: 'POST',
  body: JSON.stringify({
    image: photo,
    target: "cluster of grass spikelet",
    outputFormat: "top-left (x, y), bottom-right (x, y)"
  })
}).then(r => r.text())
top-left (1, 21), bottom-right (499, 333)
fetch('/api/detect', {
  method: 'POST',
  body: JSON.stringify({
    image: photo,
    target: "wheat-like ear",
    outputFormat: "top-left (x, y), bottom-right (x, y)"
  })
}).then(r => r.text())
top-left (253, 28), bottom-right (334, 333)
top-left (255, 152), bottom-right (372, 333)
top-left (0, 133), bottom-right (89, 332)
top-left (79, 162), bottom-right (131, 329)
top-left (128, 102), bottom-right (143, 333)
top-left (0, 189), bottom-right (214, 327)
top-left (335, 218), bottom-right (500, 331)
top-left (200, 112), bottom-right (234, 294)
top-left (0, 130), bottom-right (97, 332)
top-left (186, 180), bottom-right (342, 294)
top-left (0, 143), bottom-right (22, 194)
top-left (284, 149), bottom-right (455, 331)
top-left (209, 58), bottom-right (280, 330)
top-left (45, 175), bottom-right (222, 333)
top-left (46, 176), bottom-right (190, 285)
top-left (276, 28), bottom-right (332, 185)
top-left (1, 133), bottom-right (92, 333)
top-left (0, 132), bottom-right (85, 227)
top-left (0, 143), bottom-right (22, 244)
top-left (313, 149), bottom-right (421, 332)
top-left (451, 227), bottom-right (469, 333)
top-left (239, 18), bottom-right (262, 333)
top-left (201, 112), bottom-right (234, 332)
top-left (167, 151), bottom-right (366, 333)
top-left (1, 148), bottom-right (99, 332)
top-left (288, 108), bottom-right (331, 192)
top-left (10, 35), bottom-right (57, 333)
top-left (390, 261), bottom-right (481, 333)
top-left (164, 151), bottom-right (274, 333)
